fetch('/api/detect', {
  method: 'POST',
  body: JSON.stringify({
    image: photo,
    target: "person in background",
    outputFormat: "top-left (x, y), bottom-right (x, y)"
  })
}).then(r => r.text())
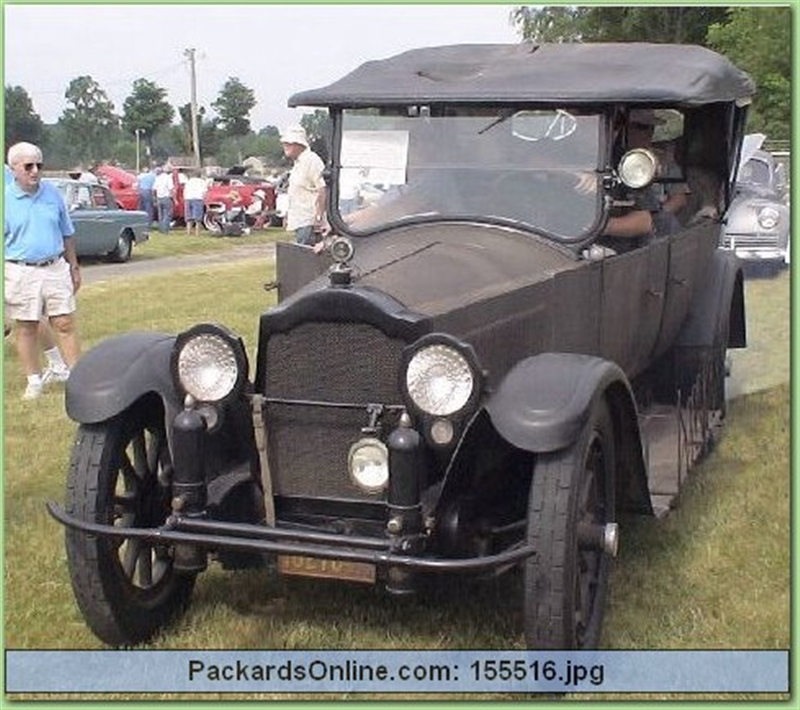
top-left (280, 125), bottom-right (328, 245)
top-left (137, 165), bottom-right (156, 226)
top-left (246, 188), bottom-right (270, 229)
top-left (153, 164), bottom-right (175, 233)
top-left (3, 162), bottom-right (69, 370)
top-left (183, 170), bottom-right (208, 236)
top-left (4, 142), bottom-right (81, 400)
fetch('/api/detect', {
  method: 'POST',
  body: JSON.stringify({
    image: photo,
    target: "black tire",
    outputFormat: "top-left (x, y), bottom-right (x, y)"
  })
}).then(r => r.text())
top-left (524, 399), bottom-right (616, 649)
top-left (108, 232), bottom-right (132, 263)
top-left (203, 211), bottom-right (222, 234)
top-left (64, 404), bottom-right (195, 646)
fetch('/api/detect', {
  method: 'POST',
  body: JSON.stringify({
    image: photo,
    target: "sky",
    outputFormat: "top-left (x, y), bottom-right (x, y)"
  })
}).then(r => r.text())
top-left (4, 4), bottom-right (520, 131)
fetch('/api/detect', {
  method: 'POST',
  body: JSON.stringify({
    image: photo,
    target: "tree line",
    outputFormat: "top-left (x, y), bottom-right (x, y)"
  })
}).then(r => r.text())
top-left (512, 6), bottom-right (790, 141)
top-left (5, 73), bottom-right (329, 173)
top-left (5, 6), bottom-right (789, 172)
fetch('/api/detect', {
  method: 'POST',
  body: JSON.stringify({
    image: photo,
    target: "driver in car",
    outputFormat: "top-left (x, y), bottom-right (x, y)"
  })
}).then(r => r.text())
top-left (599, 109), bottom-right (684, 253)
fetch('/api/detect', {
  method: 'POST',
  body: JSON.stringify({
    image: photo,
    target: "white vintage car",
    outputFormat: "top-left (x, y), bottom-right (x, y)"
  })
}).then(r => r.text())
top-left (721, 133), bottom-right (790, 273)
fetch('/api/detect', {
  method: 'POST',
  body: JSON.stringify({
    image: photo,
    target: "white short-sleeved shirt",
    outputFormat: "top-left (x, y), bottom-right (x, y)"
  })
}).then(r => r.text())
top-left (183, 176), bottom-right (208, 201)
top-left (154, 172), bottom-right (174, 200)
top-left (286, 148), bottom-right (325, 231)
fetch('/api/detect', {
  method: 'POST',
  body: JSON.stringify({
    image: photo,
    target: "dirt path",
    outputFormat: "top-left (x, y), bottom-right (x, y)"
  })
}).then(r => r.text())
top-left (81, 242), bottom-right (274, 286)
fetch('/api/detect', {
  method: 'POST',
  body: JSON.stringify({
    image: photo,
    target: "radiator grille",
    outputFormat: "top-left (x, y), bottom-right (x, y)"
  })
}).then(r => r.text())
top-left (722, 234), bottom-right (780, 249)
top-left (264, 322), bottom-right (407, 500)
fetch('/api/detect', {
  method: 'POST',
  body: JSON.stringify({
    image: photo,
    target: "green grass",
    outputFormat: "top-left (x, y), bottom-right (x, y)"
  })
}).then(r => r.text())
top-left (2, 265), bottom-right (790, 700)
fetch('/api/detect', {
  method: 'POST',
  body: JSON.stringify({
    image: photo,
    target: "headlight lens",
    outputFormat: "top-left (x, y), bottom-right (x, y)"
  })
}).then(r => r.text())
top-left (405, 344), bottom-right (475, 416)
top-left (757, 206), bottom-right (780, 230)
top-left (173, 326), bottom-right (246, 403)
top-left (348, 438), bottom-right (389, 492)
top-left (618, 149), bottom-right (658, 189)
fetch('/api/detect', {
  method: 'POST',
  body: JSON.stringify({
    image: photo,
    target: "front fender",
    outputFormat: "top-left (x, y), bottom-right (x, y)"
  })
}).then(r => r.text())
top-left (484, 352), bottom-right (628, 453)
top-left (66, 332), bottom-right (180, 424)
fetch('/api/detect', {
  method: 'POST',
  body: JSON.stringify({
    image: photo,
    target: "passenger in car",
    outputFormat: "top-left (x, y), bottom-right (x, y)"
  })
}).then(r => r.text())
top-left (600, 109), bottom-right (684, 252)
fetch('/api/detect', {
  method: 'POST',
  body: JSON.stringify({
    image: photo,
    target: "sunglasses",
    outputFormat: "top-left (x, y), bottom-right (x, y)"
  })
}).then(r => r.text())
top-left (22, 162), bottom-right (43, 172)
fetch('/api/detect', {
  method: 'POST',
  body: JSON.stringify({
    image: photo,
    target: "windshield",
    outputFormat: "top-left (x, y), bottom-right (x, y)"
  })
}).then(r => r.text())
top-left (738, 157), bottom-right (770, 186)
top-left (335, 107), bottom-right (603, 240)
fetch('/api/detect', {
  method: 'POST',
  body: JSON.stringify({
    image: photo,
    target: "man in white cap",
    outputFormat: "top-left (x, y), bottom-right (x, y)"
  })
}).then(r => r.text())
top-left (280, 125), bottom-right (328, 245)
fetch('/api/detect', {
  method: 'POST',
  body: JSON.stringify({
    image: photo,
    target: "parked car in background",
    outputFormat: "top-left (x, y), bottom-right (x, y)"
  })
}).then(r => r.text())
top-left (45, 178), bottom-right (149, 262)
top-left (203, 167), bottom-right (276, 232)
top-left (721, 133), bottom-right (790, 274)
top-left (94, 164), bottom-right (140, 211)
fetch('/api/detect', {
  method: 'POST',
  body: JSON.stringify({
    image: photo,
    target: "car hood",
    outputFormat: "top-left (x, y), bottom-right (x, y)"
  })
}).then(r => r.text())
top-left (737, 133), bottom-right (766, 180)
top-left (311, 223), bottom-right (579, 317)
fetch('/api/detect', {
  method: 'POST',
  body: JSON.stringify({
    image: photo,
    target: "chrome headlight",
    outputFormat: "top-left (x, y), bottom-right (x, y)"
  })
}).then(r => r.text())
top-left (618, 148), bottom-right (658, 189)
top-left (330, 236), bottom-right (355, 264)
top-left (171, 324), bottom-right (248, 403)
top-left (348, 438), bottom-right (389, 492)
top-left (757, 206), bottom-right (780, 230)
top-left (402, 337), bottom-right (480, 417)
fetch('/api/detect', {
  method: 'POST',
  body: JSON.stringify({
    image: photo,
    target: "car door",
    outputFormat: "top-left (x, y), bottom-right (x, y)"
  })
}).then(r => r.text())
top-left (88, 185), bottom-right (118, 253)
top-left (599, 240), bottom-right (669, 377)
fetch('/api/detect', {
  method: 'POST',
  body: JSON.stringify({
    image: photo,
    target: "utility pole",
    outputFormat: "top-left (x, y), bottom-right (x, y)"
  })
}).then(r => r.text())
top-left (134, 128), bottom-right (143, 173)
top-left (184, 48), bottom-right (201, 169)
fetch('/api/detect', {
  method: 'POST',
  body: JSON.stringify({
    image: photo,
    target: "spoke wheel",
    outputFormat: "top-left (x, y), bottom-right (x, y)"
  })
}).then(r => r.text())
top-left (65, 404), bottom-right (195, 646)
top-left (524, 399), bottom-right (616, 649)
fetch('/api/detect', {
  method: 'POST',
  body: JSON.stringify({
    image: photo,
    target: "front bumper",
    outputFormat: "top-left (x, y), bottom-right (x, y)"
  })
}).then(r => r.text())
top-left (46, 501), bottom-right (533, 573)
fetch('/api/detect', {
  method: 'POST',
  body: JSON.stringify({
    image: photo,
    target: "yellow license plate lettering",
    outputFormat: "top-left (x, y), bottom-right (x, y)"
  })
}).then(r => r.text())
top-left (278, 555), bottom-right (376, 583)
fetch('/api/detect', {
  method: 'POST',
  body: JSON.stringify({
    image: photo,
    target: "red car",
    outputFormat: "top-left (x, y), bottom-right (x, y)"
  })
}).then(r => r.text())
top-left (96, 164), bottom-right (184, 222)
top-left (202, 168), bottom-right (277, 231)
top-left (93, 164), bottom-right (140, 210)
top-left (97, 164), bottom-right (276, 230)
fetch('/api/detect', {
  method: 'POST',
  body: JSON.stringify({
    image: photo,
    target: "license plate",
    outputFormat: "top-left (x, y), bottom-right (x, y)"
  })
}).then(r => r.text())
top-left (277, 555), bottom-right (376, 583)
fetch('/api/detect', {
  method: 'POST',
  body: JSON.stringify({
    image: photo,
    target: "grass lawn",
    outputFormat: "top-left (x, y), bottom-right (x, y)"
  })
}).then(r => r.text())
top-left (2, 264), bottom-right (790, 700)
top-left (121, 225), bottom-right (291, 262)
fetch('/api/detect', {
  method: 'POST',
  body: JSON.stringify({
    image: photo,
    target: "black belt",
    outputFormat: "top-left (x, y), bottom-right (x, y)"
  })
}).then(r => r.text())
top-left (7, 254), bottom-right (63, 267)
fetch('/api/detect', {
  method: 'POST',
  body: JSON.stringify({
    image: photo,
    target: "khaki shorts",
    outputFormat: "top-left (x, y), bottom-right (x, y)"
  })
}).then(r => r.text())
top-left (4, 258), bottom-right (76, 322)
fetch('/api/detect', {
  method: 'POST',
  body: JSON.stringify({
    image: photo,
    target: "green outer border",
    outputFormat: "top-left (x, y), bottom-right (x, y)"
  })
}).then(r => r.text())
top-left (0, 1), bottom-right (795, 708)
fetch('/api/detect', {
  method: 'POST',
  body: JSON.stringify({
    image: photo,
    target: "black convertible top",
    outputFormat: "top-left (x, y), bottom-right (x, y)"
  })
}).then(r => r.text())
top-left (289, 43), bottom-right (755, 108)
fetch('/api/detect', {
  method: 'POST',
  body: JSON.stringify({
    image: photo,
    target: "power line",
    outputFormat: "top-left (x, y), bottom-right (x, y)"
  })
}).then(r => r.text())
top-left (7, 60), bottom-right (186, 98)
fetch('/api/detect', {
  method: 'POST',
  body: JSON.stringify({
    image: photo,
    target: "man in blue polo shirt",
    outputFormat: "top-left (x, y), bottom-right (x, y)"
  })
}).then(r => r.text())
top-left (5, 141), bottom-right (82, 400)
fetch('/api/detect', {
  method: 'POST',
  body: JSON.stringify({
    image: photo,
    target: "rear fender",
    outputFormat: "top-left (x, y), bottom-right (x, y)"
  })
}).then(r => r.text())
top-left (66, 332), bottom-right (181, 424)
top-left (439, 353), bottom-right (652, 516)
top-left (676, 249), bottom-right (746, 349)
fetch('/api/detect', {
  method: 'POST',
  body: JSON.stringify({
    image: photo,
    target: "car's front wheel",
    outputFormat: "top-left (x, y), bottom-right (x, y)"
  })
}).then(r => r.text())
top-left (524, 399), bottom-right (616, 649)
top-left (64, 402), bottom-right (195, 646)
top-left (203, 209), bottom-right (223, 234)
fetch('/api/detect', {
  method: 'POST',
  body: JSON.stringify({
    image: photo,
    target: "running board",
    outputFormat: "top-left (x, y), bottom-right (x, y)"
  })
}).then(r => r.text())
top-left (639, 404), bottom-right (724, 517)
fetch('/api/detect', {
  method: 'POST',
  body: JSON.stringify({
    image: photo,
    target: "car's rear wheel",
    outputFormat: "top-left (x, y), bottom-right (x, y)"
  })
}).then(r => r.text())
top-left (524, 399), bottom-right (616, 649)
top-left (108, 231), bottom-right (133, 263)
top-left (64, 403), bottom-right (195, 646)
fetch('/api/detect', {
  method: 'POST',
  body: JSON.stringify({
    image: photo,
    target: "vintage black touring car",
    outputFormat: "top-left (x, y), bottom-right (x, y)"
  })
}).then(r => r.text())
top-left (49, 43), bottom-right (753, 649)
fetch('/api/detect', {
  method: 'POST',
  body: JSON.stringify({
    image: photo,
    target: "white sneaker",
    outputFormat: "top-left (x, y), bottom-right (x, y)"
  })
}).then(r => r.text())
top-left (22, 379), bottom-right (44, 400)
top-left (42, 366), bottom-right (70, 385)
